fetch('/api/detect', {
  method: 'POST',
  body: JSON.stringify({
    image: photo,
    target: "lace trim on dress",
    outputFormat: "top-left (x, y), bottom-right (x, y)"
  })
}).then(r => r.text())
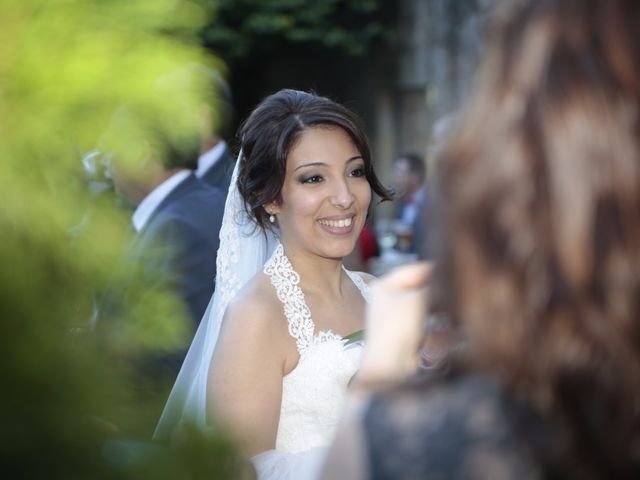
top-left (264, 244), bottom-right (315, 354)
top-left (263, 244), bottom-right (370, 355)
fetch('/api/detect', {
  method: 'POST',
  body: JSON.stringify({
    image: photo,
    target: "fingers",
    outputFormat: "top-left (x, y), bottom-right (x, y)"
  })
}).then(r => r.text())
top-left (369, 261), bottom-right (432, 325)
top-left (357, 261), bottom-right (433, 387)
top-left (371, 261), bottom-right (432, 292)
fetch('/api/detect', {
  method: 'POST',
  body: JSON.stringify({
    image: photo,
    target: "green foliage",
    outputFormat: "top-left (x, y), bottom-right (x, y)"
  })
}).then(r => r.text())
top-left (0, 0), bottom-right (247, 477)
top-left (198, 0), bottom-right (393, 59)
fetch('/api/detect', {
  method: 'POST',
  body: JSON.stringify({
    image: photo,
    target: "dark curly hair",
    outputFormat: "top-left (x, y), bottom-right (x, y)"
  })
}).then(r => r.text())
top-left (236, 89), bottom-right (392, 232)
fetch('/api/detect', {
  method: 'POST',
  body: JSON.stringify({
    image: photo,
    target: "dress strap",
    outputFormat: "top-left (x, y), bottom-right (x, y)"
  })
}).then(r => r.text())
top-left (264, 244), bottom-right (315, 354)
top-left (264, 244), bottom-right (371, 356)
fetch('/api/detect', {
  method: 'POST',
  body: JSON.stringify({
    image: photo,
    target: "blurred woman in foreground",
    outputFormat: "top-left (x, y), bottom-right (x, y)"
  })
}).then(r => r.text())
top-left (322, 0), bottom-right (640, 478)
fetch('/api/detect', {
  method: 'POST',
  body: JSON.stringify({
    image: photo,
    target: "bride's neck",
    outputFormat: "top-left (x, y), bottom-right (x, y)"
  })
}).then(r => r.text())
top-left (283, 247), bottom-right (347, 299)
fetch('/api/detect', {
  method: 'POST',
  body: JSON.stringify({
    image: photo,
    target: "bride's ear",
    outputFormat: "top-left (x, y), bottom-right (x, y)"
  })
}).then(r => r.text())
top-left (264, 202), bottom-right (281, 216)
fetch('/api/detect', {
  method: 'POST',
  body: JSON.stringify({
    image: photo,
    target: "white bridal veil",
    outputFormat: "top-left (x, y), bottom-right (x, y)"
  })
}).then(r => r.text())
top-left (154, 152), bottom-right (277, 440)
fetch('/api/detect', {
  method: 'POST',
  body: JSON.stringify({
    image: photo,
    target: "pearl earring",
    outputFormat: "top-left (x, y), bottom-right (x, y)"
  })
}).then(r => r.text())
top-left (269, 214), bottom-right (276, 224)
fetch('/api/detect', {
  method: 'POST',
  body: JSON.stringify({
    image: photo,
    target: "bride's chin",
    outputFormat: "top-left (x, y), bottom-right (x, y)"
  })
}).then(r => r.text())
top-left (321, 241), bottom-right (358, 259)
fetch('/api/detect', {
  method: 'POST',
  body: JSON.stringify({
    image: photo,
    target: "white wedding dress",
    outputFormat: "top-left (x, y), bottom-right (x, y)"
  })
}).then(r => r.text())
top-left (253, 243), bottom-right (368, 479)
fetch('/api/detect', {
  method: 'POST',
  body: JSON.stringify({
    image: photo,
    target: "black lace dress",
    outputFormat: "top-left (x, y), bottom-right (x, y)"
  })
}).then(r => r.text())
top-left (363, 373), bottom-right (551, 480)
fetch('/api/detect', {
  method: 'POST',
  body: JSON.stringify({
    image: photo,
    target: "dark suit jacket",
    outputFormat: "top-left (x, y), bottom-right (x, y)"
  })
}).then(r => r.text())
top-left (199, 145), bottom-right (235, 195)
top-left (134, 173), bottom-right (225, 328)
top-left (95, 174), bottom-right (224, 387)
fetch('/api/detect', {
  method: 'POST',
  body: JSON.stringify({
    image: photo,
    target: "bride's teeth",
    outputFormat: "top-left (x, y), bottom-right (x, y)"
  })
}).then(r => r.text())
top-left (320, 217), bottom-right (353, 228)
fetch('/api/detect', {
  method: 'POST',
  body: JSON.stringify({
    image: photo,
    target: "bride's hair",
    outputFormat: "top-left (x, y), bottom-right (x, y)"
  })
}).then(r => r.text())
top-left (236, 89), bottom-right (392, 231)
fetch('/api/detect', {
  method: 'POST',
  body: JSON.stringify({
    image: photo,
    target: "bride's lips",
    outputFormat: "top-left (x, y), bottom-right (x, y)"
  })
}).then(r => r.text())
top-left (317, 214), bottom-right (356, 235)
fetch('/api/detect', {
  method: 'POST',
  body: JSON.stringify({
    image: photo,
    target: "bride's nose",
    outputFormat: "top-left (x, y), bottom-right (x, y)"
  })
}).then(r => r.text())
top-left (329, 179), bottom-right (355, 209)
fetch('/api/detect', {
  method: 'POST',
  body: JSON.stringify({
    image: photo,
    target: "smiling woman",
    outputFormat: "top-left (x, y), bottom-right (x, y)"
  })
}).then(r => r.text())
top-left (238, 90), bottom-right (391, 233)
top-left (156, 89), bottom-right (392, 480)
top-left (266, 126), bottom-right (372, 260)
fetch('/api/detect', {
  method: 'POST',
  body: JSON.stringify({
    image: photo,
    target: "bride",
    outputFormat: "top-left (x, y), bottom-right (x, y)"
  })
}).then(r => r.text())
top-left (155, 89), bottom-right (392, 478)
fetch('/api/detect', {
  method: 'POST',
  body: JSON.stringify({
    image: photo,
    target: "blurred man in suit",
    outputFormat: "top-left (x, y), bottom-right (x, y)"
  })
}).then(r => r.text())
top-left (104, 155), bottom-right (224, 430)
top-left (111, 159), bottom-right (224, 328)
top-left (195, 70), bottom-right (235, 194)
top-left (95, 65), bottom-right (228, 423)
top-left (196, 133), bottom-right (234, 194)
top-left (393, 152), bottom-right (428, 257)
top-left (106, 64), bottom-right (228, 329)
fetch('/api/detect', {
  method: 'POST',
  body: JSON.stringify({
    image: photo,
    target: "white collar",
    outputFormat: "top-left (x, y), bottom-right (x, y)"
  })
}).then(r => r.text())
top-left (196, 140), bottom-right (227, 178)
top-left (132, 169), bottom-right (191, 232)
top-left (409, 185), bottom-right (427, 203)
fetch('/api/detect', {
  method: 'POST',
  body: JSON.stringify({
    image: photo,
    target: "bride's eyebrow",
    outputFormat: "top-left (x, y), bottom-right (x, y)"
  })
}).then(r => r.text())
top-left (294, 161), bottom-right (326, 171)
top-left (293, 156), bottom-right (363, 172)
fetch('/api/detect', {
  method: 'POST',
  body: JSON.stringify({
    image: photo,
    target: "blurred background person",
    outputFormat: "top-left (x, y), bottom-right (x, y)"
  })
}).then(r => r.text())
top-left (392, 152), bottom-right (428, 256)
top-left (102, 64), bottom-right (229, 334)
top-left (98, 65), bottom-right (229, 396)
top-left (103, 138), bottom-right (225, 434)
top-left (195, 67), bottom-right (236, 194)
top-left (109, 147), bottom-right (225, 331)
top-left (196, 133), bottom-right (235, 194)
top-left (322, 0), bottom-right (640, 478)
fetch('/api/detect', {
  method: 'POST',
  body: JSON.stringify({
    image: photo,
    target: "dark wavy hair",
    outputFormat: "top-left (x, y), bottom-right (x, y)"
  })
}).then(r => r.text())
top-left (236, 89), bottom-right (392, 232)
top-left (435, 0), bottom-right (640, 476)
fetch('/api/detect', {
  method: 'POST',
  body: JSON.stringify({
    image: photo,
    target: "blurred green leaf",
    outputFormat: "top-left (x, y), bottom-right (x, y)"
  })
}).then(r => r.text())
top-left (0, 0), bottom-right (247, 478)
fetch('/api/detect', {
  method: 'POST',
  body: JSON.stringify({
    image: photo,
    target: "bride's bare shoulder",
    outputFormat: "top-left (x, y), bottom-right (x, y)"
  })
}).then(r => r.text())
top-left (221, 272), bottom-right (283, 337)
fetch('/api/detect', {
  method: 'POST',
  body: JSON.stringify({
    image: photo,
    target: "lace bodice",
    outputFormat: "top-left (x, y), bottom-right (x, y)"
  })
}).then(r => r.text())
top-left (263, 244), bottom-right (368, 453)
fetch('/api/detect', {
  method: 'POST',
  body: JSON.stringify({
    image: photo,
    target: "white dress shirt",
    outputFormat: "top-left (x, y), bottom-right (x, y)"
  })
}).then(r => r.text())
top-left (401, 185), bottom-right (427, 226)
top-left (132, 170), bottom-right (191, 232)
top-left (195, 140), bottom-right (227, 178)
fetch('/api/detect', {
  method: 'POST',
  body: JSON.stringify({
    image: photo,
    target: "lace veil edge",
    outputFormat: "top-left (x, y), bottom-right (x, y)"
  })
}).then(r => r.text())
top-left (154, 150), bottom-right (277, 441)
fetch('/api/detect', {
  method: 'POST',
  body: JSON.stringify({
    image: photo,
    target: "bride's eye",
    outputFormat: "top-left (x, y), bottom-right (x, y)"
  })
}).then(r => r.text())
top-left (349, 166), bottom-right (366, 178)
top-left (299, 174), bottom-right (324, 184)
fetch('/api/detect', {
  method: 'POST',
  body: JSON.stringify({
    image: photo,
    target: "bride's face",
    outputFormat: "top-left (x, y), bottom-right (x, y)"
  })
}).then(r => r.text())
top-left (267, 125), bottom-right (372, 260)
